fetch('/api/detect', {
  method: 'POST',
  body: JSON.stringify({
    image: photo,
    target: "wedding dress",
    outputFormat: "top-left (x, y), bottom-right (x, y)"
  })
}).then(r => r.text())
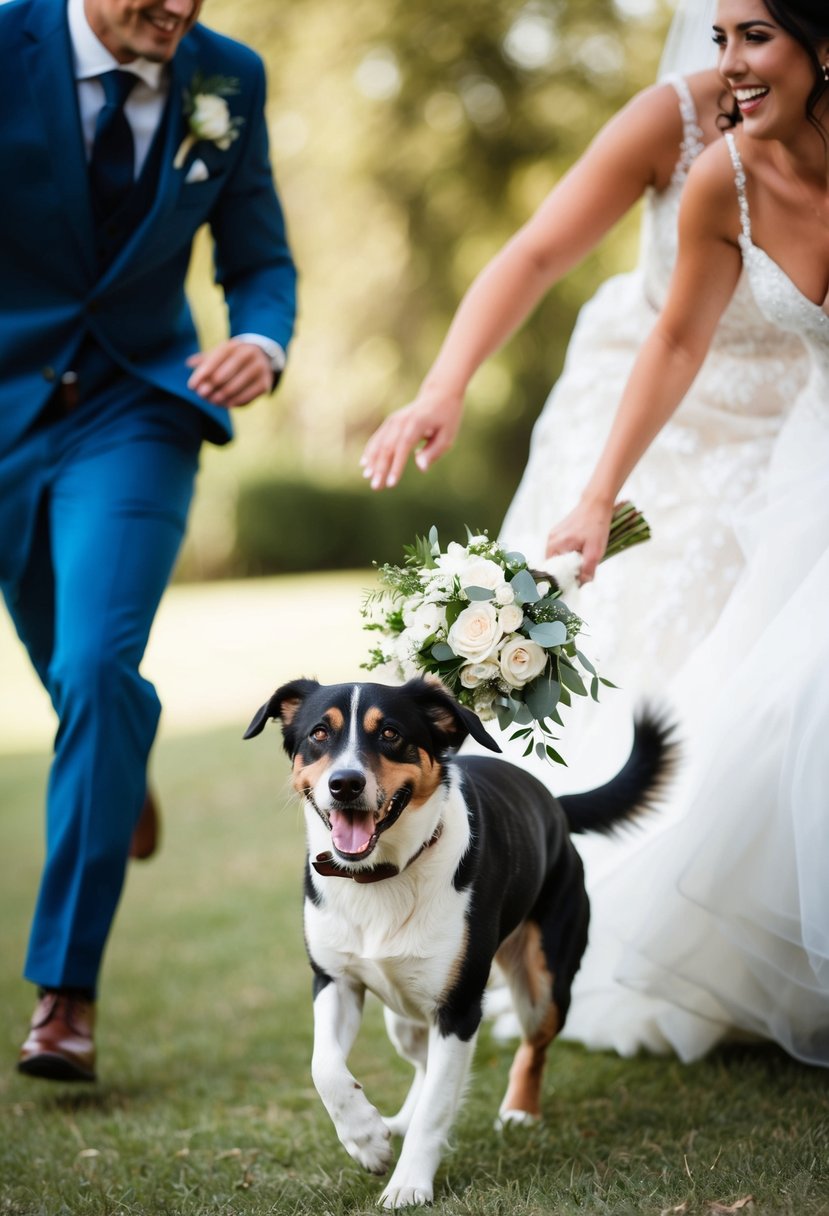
top-left (549, 133), bottom-right (829, 1066)
top-left (501, 76), bottom-right (806, 710)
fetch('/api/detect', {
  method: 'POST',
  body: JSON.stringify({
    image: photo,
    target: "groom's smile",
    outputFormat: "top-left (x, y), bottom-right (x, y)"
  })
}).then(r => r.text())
top-left (84, 0), bottom-right (205, 64)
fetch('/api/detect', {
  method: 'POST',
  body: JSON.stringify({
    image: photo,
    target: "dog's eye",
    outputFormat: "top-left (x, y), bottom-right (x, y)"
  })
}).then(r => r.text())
top-left (310, 725), bottom-right (329, 743)
top-left (381, 726), bottom-right (400, 742)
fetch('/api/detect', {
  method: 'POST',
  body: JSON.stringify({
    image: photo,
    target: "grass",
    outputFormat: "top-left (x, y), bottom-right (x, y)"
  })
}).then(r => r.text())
top-left (2, 731), bottom-right (828, 1216)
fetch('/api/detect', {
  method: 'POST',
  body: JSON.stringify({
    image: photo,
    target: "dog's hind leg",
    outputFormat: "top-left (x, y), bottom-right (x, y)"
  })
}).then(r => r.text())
top-left (382, 1009), bottom-right (428, 1137)
top-left (493, 920), bottom-right (564, 1127)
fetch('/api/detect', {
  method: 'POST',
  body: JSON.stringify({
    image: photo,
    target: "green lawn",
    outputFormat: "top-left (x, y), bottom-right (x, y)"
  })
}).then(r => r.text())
top-left (2, 730), bottom-right (828, 1216)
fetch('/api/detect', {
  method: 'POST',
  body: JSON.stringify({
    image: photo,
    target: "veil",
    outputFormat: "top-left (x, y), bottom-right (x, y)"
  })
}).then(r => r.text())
top-left (658, 0), bottom-right (719, 80)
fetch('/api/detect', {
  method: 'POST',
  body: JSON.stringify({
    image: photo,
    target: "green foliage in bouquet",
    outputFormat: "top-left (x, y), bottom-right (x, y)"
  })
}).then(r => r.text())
top-left (362, 504), bottom-right (649, 765)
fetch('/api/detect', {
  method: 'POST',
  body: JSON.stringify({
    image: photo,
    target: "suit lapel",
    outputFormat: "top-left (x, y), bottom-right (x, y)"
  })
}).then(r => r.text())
top-left (23, 0), bottom-right (96, 278)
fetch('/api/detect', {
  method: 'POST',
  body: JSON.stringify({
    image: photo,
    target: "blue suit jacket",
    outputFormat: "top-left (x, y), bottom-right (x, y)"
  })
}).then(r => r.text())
top-left (0, 0), bottom-right (297, 451)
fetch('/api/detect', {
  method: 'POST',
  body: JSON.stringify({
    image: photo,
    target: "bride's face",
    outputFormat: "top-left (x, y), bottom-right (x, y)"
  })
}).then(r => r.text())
top-left (713, 0), bottom-right (828, 139)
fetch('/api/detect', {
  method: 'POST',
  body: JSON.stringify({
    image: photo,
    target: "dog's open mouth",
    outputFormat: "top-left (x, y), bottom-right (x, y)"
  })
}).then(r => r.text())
top-left (329, 786), bottom-right (412, 862)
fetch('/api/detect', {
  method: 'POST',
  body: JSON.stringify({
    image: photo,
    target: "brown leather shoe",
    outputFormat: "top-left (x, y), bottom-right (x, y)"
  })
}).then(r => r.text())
top-left (18, 992), bottom-right (96, 1082)
top-left (129, 788), bottom-right (160, 860)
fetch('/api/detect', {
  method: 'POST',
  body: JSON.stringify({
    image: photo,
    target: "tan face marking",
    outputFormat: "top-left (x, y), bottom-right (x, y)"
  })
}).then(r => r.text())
top-left (363, 707), bottom-right (383, 734)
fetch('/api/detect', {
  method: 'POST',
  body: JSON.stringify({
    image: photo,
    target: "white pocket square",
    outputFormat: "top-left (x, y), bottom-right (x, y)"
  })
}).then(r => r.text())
top-left (184, 158), bottom-right (210, 184)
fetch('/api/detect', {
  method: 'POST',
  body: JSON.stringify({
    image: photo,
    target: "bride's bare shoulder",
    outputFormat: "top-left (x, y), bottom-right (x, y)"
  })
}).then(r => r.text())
top-left (681, 138), bottom-right (742, 241)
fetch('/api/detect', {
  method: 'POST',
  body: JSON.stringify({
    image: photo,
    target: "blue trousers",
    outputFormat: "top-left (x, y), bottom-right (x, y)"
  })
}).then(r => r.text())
top-left (1, 360), bottom-right (202, 993)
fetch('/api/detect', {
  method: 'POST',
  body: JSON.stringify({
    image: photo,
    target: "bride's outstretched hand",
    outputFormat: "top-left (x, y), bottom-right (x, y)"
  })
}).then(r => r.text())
top-left (360, 387), bottom-right (464, 490)
top-left (545, 498), bottom-right (614, 583)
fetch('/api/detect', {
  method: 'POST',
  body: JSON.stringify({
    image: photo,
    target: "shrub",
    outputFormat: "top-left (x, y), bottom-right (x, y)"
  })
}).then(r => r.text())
top-left (233, 475), bottom-right (507, 575)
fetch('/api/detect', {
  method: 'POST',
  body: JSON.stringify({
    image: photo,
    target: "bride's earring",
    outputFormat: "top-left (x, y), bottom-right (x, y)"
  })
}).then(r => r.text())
top-left (824, 63), bottom-right (829, 83)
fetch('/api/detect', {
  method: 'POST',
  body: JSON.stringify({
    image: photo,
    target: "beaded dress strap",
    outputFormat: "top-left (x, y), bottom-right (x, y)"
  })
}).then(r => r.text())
top-left (725, 132), bottom-right (752, 242)
top-left (664, 74), bottom-right (705, 177)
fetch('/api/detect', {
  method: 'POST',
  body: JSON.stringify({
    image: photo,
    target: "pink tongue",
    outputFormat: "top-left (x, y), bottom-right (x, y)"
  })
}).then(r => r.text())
top-left (331, 810), bottom-right (375, 855)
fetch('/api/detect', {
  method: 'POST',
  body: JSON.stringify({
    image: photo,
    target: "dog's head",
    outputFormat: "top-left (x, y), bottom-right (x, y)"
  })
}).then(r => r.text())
top-left (244, 677), bottom-right (500, 868)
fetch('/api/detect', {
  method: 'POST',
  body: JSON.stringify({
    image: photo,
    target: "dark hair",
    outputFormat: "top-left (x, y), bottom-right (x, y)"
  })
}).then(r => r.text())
top-left (717, 0), bottom-right (829, 132)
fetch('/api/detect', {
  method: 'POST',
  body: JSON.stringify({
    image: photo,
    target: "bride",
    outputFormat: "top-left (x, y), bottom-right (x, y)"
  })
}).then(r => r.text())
top-left (361, 0), bottom-right (807, 791)
top-left (544, 0), bottom-right (829, 1066)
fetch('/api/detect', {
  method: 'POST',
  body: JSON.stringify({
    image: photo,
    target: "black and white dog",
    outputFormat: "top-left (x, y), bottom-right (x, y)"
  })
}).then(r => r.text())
top-left (245, 676), bottom-right (674, 1209)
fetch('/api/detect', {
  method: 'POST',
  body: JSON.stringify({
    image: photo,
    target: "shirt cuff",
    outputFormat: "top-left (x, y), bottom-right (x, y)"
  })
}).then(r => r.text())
top-left (235, 334), bottom-right (286, 374)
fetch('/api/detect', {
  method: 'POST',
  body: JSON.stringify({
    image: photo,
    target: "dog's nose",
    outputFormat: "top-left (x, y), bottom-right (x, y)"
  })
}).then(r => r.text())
top-left (328, 769), bottom-right (366, 802)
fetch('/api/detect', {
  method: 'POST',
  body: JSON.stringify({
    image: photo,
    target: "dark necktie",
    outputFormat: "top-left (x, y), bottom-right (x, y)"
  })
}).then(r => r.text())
top-left (89, 70), bottom-right (138, 219)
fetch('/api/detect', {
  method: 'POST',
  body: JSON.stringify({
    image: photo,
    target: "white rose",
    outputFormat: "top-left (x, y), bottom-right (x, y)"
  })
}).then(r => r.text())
top-left (406, 600), bottom-right (447, 645)
top-left (498, 604), bottom-right (524, 633)
top-left (460, 557), bottom-right (506, 593)
top-left (495, 583), bottom-right (515, 606)
top-left (191, 94), bottom-right (232, 142)
top-left (459, 660), bottom-right (500, 689)
top-left (447, 602), bottom-right (502, 662)
top-left (498, 636), bottom-right (548, 688)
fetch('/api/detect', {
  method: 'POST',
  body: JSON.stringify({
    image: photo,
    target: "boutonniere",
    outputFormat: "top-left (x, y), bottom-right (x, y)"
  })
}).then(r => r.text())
top-left (173, 73), bottom-right (244, 170)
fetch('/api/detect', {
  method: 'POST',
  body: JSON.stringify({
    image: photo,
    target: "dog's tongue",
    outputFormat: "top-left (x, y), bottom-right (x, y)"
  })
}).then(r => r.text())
top-left (330, 810), bottom-right (375, 856)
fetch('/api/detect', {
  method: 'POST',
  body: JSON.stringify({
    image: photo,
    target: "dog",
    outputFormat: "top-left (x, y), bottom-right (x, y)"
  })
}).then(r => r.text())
top-left (244, 676), bottom-right (674, 1209)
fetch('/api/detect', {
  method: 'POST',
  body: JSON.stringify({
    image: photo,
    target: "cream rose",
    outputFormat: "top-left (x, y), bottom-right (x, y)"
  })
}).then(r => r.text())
top-left (459, 660), bottom-right (500, 689)
top-left (498, 604), bottom-right (524, 633)
top-left (447, 602), bottom-right (502, 662)
top-left (498, 636), bottom-right (548, 688)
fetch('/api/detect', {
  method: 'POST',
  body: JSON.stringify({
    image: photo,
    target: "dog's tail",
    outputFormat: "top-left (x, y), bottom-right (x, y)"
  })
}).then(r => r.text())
top-left (558, 708), bottom-right (679, 836)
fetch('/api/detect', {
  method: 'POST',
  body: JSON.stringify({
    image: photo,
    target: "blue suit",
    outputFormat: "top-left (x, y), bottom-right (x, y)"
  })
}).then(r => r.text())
top-left (1, 0), bottom-right (296, 992)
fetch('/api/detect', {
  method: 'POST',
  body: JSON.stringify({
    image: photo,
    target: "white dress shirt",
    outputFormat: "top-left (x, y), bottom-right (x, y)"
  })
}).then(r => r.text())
top-left (66, 0), bottom-right (285, 373)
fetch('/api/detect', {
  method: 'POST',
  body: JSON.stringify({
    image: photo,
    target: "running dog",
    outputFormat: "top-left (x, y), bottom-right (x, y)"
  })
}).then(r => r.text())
top-left (244, 676), bottom-right (674, 1209)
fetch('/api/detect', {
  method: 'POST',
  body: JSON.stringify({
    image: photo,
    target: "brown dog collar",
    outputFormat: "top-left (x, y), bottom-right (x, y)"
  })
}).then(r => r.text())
top-left (312, 823), bottom-right (443, 884)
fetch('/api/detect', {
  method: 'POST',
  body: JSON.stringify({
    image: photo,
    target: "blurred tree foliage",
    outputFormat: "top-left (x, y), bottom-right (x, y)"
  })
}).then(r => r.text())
top-left (182, 0), bottom-right (672, 577)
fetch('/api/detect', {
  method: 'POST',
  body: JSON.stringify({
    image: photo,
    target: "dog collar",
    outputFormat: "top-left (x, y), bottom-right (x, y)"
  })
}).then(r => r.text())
top-left (312, 823), bottom-right (444, 884)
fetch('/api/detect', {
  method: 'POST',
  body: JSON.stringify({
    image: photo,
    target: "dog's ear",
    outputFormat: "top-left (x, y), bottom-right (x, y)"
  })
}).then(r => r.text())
top-left (405, 676), bottom-right (502, 755)
top-left (243, 678), bottom-right (320, 753)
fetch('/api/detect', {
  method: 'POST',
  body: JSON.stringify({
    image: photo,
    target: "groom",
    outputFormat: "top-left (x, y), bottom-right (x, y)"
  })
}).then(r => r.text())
top-left (1, 0), bottom-right (296, 1081)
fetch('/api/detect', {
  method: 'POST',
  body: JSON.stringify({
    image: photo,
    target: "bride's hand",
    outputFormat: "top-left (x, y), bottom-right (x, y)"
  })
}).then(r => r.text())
top-left (360, 387), bottom-right (464, 490)
top-left (545, 498), bottom-right (614, 583)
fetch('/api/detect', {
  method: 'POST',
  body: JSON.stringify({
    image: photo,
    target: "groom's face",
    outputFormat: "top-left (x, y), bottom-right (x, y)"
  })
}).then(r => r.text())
top-left (84, 0), bottom-right (205, 64)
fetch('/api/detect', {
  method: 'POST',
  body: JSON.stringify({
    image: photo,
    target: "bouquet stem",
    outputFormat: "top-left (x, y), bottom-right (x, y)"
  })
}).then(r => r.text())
top-left (602, 500), bottom-right (651, 563)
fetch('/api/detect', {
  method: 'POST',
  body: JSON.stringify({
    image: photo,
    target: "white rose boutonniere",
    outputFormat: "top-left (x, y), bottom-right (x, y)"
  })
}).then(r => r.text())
top-left (174, 74), bottom-right (244, 170)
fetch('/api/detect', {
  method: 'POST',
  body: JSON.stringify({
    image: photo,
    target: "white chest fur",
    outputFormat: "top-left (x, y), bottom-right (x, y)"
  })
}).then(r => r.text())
top-left (304, 778), bottom-right (472, 1021)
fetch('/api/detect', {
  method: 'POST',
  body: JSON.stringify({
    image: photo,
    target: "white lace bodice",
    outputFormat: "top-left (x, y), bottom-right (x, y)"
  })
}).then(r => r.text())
top-left (725, 131), bottom-right (829, 397)
top-left (642, 78), bottom-right (797, 357)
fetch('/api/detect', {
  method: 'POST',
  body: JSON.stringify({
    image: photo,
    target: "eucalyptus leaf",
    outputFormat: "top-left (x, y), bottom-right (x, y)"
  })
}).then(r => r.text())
top-left (431, 642), bottom-right (456, 662)
top-left (509, 568), bottom-right (540, 605)
top-left (529, 620), bottom-right (568, 648)
top-left (576, 649), bottom-right (597, 676)
top-left (546, 745), bottom-right (567, 766)
top-left (464, 585), bottom-right (495, 601)
top-left (525, 676), bottom-right (561, 720)
top-left (509, 698), bottom-right (533, 726)
top-left (559, 663), bottom-right (588, 697)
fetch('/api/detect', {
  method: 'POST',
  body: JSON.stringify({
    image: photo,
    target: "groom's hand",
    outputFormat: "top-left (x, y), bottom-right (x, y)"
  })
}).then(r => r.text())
top-left (187, 340), bottom-right (273, 408)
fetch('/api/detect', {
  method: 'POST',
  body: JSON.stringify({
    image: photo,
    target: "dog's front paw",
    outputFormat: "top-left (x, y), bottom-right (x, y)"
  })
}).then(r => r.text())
top-left (338, 1106), bottom-right (394, 1175)
top-left (379, 1180), bottom-right (434, 1209)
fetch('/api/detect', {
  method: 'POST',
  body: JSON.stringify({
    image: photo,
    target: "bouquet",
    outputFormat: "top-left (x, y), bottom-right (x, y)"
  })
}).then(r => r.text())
top-left (362, 503), bottom-right (650, 765)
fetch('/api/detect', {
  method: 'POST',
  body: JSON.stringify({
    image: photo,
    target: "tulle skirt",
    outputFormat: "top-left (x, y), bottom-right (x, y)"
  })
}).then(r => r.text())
top-left (558, 401), bottom-right (829, 1065)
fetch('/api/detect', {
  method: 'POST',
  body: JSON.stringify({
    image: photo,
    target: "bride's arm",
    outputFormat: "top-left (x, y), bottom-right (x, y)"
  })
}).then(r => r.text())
top-left (360, 78), bottom-right (709, 491)
top-left (545, 141), bottom-right (743, 579)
